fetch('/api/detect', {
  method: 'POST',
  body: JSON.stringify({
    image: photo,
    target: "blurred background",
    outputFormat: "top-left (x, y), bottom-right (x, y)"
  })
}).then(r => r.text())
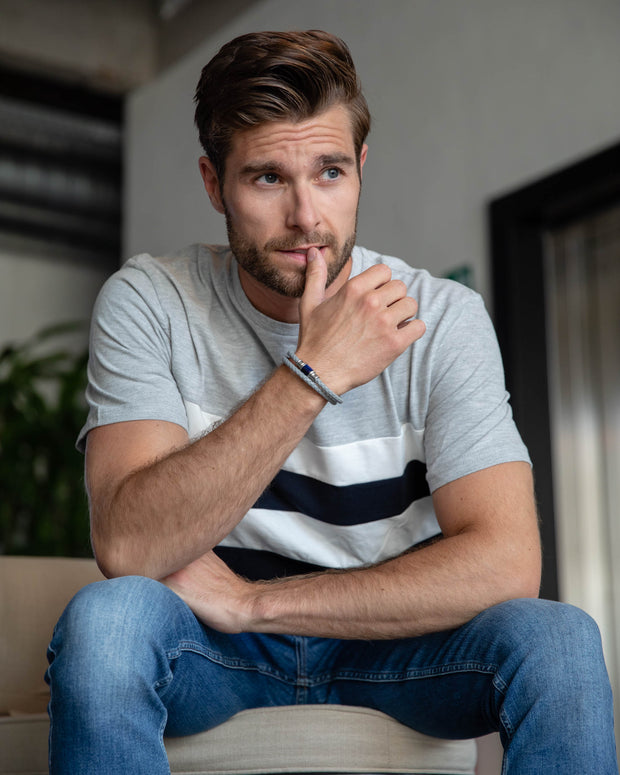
top-left (0, 1), bottom-right (618, 767)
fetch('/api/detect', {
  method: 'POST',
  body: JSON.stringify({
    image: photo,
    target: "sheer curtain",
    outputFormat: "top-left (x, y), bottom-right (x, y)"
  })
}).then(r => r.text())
top-left (545, 203), bottom-right (620, 740)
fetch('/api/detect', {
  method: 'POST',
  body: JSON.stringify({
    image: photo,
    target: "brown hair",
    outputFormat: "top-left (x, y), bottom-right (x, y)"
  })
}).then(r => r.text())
top-left (194, 30), bottom-right (371, 181)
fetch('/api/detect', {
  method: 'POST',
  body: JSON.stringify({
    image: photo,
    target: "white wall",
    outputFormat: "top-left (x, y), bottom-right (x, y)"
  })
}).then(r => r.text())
top-left (125, 0), bottom-right (620, 306)
top-left (0, 239), bottom-right (111, 346)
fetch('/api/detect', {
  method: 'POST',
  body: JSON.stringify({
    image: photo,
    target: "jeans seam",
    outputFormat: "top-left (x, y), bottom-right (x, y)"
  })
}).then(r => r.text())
top-left (492, 670), bottom-right (514, 742)
top-left (165, 642), bottom-right (297, 685)
top-left (325, 661), bottom-right (499, 684)
top-left (295, 637), bottom-right (309, 703)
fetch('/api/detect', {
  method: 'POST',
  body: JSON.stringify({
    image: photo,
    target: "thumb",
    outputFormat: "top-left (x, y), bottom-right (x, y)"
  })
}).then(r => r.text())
top-left (300, 247), bottom-right (328, 316)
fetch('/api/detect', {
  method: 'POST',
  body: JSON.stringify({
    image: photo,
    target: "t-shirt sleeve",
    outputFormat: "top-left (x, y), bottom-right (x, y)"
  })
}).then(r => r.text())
top-left (76, 262), bottom-right (189, 452)
top-left (422, 290), bottom-right (530, 492)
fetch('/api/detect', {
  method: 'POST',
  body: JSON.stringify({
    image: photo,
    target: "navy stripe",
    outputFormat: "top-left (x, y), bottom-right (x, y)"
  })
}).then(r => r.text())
top-left (214, 546), bottom-right (326, 581)
top-left (254, 459), bottom-right (429, 526)
top-left (216, 533), bottom-right (443, 581)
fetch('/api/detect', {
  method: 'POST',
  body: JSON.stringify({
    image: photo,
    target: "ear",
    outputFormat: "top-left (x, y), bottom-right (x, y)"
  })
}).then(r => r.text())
top-left (359, 144), bottom-right (368, 179)
top-left (198, 156), bottom-right (225, 214)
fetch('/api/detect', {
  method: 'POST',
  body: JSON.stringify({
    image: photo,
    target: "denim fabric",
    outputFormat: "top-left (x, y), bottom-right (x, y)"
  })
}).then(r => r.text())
top-left (46, 576), bottom-right (618, 774)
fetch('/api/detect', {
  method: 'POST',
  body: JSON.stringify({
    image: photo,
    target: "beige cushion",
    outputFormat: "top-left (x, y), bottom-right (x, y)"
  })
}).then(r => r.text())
top-left (0, 557), bottom-right (477, 774)
top-left (0, 714), bottom-right (49, 775)
top-left (165, 704), bottom-right (477, 774)
top-left (0, 556), bottom-right (104, 715)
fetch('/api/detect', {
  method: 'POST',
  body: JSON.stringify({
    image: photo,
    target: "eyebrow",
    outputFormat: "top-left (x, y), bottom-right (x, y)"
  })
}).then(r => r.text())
top-left (316, 152), bottom-right (356, 168)
top-left (239, 152), bottom-right (356, 177)
top-left (239, 160), bottom-right (285, 176)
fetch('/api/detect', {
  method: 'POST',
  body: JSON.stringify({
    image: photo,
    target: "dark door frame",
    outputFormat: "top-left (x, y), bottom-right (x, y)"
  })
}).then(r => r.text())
top-left (489, 140), bottom-right (620, 601)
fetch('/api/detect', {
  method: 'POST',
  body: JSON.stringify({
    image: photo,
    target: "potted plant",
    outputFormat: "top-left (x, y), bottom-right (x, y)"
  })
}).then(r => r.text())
top-left (0, 322), bottom-right (92, 556)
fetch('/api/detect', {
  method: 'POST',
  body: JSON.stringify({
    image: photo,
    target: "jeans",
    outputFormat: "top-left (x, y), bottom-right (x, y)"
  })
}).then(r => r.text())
top-left (46, 575), bottom-right (618, 774)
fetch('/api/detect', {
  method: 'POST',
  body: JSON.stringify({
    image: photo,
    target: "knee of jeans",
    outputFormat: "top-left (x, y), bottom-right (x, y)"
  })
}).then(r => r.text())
top-left (47, 576), bottom-right (186, 712)
top-left (50, 575), bottom-right (179, 666)
top-left (487, 598), bottom-right (605, 673)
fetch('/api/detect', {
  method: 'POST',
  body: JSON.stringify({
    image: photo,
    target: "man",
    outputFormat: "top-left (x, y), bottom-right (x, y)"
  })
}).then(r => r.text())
top-left (47, 30), bottom-right (617, 773)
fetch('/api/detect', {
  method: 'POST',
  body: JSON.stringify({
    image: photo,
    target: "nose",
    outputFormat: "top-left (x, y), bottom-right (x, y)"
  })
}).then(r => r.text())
top-left (285, 183), bottom-right (321, 233)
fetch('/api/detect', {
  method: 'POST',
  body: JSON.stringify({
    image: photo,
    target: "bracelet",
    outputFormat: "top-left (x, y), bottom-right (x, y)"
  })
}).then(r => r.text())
top-left (283, 352), bottom-right (343, 405)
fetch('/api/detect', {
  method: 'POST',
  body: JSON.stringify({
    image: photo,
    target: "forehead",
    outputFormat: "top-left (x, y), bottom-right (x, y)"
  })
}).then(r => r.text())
top-left (227, 104), bottom-right (356, 170)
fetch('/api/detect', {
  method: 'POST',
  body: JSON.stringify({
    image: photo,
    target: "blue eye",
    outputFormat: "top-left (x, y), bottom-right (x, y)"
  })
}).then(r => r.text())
top-left (322, 168), bottom-right (341, 180)
top-left (259, 173), bottom-right (279, 184)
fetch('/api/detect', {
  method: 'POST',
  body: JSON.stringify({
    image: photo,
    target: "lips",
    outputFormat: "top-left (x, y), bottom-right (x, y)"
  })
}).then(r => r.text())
top-left (277, 245), bottom-right (327, 257)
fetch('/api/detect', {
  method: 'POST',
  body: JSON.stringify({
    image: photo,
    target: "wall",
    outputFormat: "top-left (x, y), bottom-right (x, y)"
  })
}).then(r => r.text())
top-left (124, 0), bottom-right (620, 308)
top-left (0, 239), bottom-right (111, 346)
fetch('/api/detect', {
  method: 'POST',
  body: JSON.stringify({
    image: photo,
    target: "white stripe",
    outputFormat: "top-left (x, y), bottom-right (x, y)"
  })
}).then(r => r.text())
top-left (218, 496), bottom-right (440, 569)
top-left (184, 402), bottom-right (221, 438)
top-left (183, 400), bottom-right (426, 486)
top-left (286, 428), bottom-right (425, 485)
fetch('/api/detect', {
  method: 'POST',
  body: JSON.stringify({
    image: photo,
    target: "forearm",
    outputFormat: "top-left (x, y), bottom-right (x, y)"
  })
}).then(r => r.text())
top-left (246, 528), bottom-right (540, 639)
top-left (167, 508), bottom-right (541, 641)
top-left (91, 365), bottom-right (325, 579)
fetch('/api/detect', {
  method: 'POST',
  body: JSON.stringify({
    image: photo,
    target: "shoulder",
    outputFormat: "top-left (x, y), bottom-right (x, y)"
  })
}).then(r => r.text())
top-left (109, 243), bottom-right (230, 286)
top-left (97, 244), bottom-right (233, 308)
top-left (351, 245), bottom-right (484, 327)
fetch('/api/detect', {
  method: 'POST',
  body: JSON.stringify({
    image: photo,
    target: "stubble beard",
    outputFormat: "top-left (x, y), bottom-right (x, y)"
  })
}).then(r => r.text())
top-left (224, 206), bottom-right (358, 298)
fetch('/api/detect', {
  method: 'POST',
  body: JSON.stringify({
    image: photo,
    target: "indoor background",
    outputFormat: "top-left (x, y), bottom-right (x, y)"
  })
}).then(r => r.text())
top-left (1, 1), bottom-right (619, 771)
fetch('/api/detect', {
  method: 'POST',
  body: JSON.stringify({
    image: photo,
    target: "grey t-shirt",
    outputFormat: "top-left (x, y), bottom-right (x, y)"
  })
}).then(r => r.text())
top-left (80, 244), bottom-right (530, 579)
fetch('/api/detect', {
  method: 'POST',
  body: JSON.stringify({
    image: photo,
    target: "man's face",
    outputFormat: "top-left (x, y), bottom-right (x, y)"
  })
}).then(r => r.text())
top-left (200, 104), bottom-right (367, 319)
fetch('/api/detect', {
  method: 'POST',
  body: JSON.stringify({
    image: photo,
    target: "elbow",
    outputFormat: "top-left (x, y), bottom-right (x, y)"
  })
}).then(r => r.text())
top-left (517, 575), bottom-right (542, 601)
top-left (92, 534), bottom-right (133, 579)
top-left (89, 491), bottom-right (158, 579)
top-left (509, 548), bottom-right (542, 601)
top-left (523, 569), bottom-right (543, 600)
top-left (91, 521), bottom-right (150, 579)
top-left (91, 522), bottom-right (171, 580)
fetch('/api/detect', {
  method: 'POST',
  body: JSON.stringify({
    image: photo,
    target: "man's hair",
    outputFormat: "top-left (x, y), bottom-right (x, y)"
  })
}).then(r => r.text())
top-left (194, 30), bottom-right (371, 181)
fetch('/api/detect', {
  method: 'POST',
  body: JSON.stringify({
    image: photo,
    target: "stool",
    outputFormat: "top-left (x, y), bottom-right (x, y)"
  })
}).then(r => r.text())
top-left (165, 703), bottom-right (477, 774)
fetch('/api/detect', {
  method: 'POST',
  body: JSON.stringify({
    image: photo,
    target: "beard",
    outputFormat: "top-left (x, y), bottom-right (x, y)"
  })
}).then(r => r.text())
top-left (224, 205), bottom-right (358, 298)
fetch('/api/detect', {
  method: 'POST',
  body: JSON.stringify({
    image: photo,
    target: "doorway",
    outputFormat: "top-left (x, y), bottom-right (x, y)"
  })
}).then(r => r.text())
top-left (490, 141), bottom-right (620, 742)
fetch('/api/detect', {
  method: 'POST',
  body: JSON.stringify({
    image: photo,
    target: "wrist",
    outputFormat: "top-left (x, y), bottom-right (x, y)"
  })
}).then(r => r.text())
top-left (243, 582), bottom-right (277, 633)
top-left (291, 349), bottom-right (348, 398)
top-left (276, 363), bottom-right (329, 412)
top-left (283, 352), bottom-right (343, 405)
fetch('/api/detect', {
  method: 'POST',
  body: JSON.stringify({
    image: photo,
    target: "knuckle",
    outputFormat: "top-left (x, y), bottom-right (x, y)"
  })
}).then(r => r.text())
top-left (406, 297), bottom-right (419, 316)
top-left (377, 263), bottom-right (392, 281)
top-left (364, 293), bottom-right (382, 313)
top-left (343, 281), bottom-right (363, 303)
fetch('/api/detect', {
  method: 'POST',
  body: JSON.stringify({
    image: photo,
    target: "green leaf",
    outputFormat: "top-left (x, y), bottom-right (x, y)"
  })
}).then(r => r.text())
top-left (0, 322), bottom-right (91, 557)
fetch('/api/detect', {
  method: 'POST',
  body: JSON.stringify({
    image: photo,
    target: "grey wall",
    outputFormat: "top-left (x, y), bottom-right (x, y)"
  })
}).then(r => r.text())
top-left (124, 0), bottom-right (620, 306)
top-left (0, 245), bottom-right (108, 343)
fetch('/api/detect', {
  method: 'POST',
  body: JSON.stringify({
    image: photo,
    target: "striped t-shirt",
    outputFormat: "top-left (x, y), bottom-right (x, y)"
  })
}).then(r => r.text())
top-left (79, 244), bottom-right (530, 579)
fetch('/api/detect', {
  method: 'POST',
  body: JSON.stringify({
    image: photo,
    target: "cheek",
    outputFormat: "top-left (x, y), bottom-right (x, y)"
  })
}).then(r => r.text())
top-left (226, 203), bottom-right (265, 239)
top-left (329, 195), bottom-right (359, 233)
top-left (228, 194), bottom-right (277, 231)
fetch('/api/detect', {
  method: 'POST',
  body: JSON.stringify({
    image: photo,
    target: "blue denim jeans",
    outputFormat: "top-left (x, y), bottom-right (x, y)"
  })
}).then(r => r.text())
top-left (46, 576), bottom-right (618, 774)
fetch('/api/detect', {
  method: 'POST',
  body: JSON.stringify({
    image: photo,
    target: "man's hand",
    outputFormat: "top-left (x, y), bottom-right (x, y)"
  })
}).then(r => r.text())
top-left (297, 248), bottom-right (426, 395)
top-left (162, 552), bottom-right (255, 633)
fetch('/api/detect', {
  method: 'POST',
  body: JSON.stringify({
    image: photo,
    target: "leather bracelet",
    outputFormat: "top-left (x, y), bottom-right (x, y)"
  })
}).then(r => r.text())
top-left (283, 352), bottom-right (343, 405)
